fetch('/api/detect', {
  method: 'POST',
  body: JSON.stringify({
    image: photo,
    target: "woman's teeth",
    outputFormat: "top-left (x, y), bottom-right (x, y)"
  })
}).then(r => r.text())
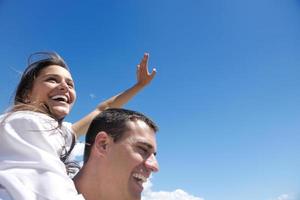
top-left (51, 95), bottom-right (68, 102)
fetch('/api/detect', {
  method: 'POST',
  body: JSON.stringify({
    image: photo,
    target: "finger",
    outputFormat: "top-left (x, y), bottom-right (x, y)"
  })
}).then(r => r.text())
top-left (140, 52), bottom-right (149, 67)
top-left (150, 68), bottom-right (157, 79)
top-left (136, 64), bottom-right (140, 76)
top-left (144, 52), bottom-right (149, 61)
top-left (139, 60), bottom-right (147, 74)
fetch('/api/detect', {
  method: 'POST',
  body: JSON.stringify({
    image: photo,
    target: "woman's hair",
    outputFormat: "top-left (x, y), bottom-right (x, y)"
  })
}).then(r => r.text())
top-left (11, 52), bottom-right (69, 121)
top-left (8, 52), bottom-right (76, 170)
top-left (14, 51), bottom-right (69, 105)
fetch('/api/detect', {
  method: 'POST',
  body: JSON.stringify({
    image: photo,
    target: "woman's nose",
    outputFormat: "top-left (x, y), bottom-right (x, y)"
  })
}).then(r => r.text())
top-left (58, 81), bottom-right (69, 91)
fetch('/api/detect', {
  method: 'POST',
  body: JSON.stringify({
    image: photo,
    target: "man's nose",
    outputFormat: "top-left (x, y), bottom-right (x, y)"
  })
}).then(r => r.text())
top-left (145, 154), bottom-right (159, 172)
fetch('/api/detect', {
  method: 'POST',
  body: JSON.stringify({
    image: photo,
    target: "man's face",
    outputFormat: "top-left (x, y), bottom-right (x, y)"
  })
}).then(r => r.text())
top-left (105, 119), bottom-right (159, 200)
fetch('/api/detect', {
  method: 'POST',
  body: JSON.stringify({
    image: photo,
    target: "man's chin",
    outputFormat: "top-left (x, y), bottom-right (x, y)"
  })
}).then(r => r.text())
top-left (129, 181), bottom-right (143, 200)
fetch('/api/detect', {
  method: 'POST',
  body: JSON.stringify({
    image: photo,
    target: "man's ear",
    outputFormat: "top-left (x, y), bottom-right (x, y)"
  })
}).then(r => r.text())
top-left (93, 131), bottom-right (111, 156)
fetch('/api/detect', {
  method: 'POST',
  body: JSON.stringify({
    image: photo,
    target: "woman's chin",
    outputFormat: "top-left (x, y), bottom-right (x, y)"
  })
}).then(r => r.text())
top-left (51, 107), bottom-right (70, 120)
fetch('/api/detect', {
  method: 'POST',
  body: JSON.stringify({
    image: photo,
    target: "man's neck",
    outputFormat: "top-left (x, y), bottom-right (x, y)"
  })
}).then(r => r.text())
top-left (73, 167), bottom-right (104, 200)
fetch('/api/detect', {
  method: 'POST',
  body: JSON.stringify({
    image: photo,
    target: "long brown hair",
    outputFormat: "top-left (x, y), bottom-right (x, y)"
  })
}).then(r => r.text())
top-left (13, 52), bottom-right (69, 122)
top-left (7, 52), bottom-right (77, 172)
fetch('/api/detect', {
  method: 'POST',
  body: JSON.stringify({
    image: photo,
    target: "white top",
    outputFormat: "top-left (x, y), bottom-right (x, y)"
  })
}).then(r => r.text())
top-left (0, 111), bottom-right (84, 200)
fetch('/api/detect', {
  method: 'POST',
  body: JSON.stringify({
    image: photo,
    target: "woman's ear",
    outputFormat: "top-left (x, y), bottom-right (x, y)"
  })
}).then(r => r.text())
top-left (23, 92), bottom-right (31, 103)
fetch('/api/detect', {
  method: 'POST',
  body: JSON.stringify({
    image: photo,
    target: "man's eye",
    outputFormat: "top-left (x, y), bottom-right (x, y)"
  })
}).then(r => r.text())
top-left (138, 146), bottom-right (148, 155)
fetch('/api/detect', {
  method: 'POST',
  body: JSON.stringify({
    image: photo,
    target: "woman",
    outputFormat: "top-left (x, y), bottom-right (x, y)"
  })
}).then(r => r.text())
top-left (0, 51), bottom-right (156, 200)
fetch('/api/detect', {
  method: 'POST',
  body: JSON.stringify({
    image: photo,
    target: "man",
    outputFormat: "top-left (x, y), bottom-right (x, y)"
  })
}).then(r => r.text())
top-left (73, 108), bottom-right (159, 200)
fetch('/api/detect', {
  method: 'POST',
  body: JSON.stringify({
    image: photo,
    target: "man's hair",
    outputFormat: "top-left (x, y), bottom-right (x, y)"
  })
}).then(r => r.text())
top-left (83, 108), bottom-right (158, 163)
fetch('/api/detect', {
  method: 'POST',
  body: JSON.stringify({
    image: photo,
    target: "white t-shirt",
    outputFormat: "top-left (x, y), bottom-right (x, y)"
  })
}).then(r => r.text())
top-left (0, 111), bottom-right (84, 200)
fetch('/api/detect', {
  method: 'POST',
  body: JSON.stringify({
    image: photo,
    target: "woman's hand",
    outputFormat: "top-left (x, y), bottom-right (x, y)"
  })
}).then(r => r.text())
top-left (136, 53), bottom-right (157, 87)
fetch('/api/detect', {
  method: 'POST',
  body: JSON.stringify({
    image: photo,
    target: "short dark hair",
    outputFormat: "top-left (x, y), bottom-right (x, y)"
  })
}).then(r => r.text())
top-left (83, 108), bottom-right (158, 163)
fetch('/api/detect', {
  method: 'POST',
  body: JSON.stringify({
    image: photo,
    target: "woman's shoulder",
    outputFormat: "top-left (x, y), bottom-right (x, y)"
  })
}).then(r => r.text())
top-left (0, 111), bottom-right (72, 133)
top-left (0, 111), bottom-right (54, 124)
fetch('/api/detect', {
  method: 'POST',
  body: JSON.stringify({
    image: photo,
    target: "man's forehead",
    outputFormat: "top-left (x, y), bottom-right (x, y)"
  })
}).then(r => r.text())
top-left (125, 132), bottom-right (157, 149)
top-left (129, 136), bottom-right (155, 145)
top-left (121, 119), bottom-right (156, 141)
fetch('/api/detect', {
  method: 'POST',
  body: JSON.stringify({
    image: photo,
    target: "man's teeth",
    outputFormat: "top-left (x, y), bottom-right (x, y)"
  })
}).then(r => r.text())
top-left (51, 95), bottom-right (68, 102)
top-left (133, 173), bottom-right (147, 183)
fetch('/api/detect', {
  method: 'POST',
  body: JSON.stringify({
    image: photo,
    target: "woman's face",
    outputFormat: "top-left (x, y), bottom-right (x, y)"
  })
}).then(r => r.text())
top-left (27, 65), bottom-right (76, 120)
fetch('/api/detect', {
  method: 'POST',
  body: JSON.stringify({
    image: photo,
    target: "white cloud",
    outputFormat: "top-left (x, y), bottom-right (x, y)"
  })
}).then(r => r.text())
top-left (273, 193), bottom-right (299, 200)
top-left (277, 194), bottom-right (290, 200)
top-left (69, 142), bottom-right (85, 161)
top-left (142, 177), bottom-right (203, 200)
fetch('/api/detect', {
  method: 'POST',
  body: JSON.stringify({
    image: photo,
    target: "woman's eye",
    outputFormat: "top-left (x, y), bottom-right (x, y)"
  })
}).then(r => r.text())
top-left (46, 77), bottom-right (58, 83)
top-left (67, 82), bottom-right (74, 89)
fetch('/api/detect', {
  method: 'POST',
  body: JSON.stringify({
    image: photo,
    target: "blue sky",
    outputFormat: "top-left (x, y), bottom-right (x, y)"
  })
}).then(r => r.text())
top-left (0, 1), bottom-right (300, 200)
